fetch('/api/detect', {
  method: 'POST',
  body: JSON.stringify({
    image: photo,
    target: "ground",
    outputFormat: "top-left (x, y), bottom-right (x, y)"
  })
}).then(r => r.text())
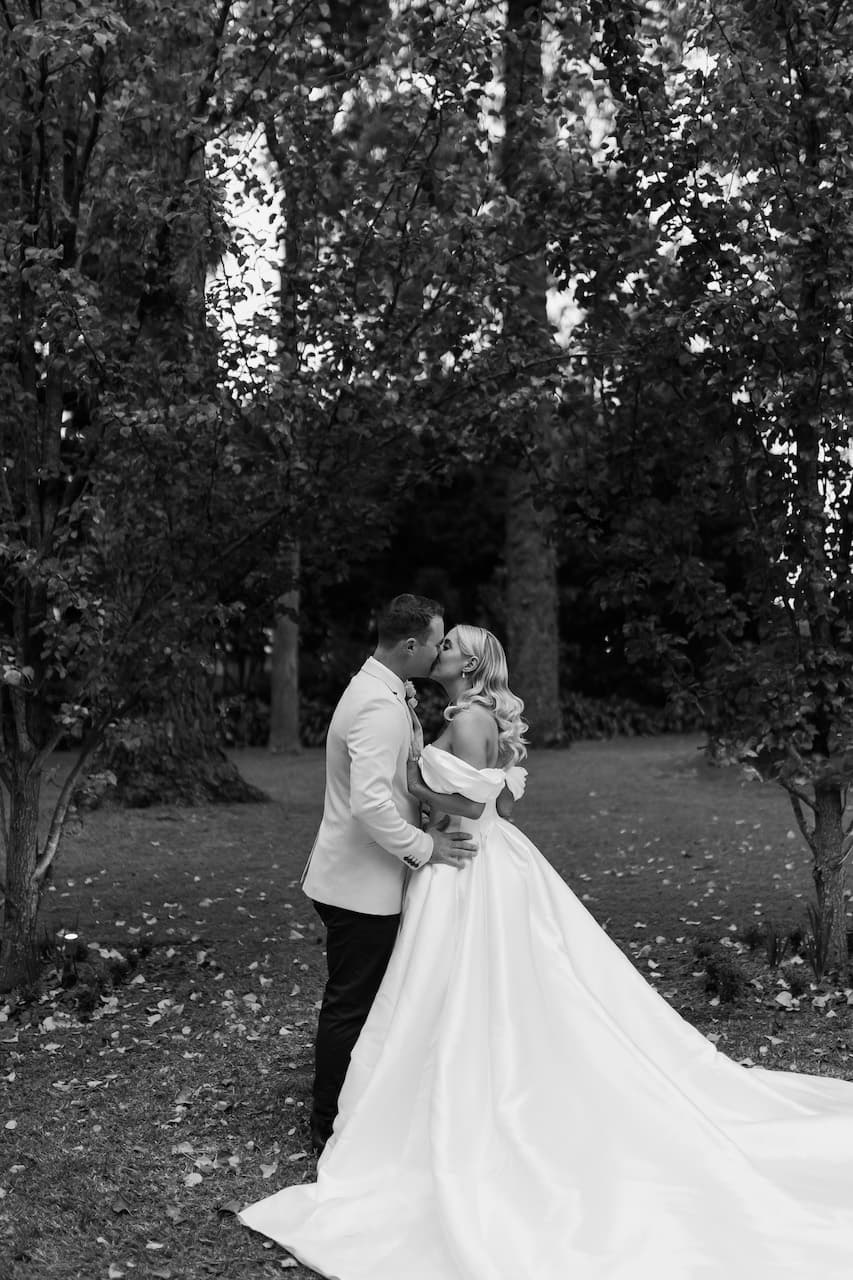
top-left (1, 736), bottom-right (851, 1280)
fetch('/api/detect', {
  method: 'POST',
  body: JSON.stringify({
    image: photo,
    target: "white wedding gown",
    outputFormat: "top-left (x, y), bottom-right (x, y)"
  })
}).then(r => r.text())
top-left (240, 746), bottom-right (853, 1279)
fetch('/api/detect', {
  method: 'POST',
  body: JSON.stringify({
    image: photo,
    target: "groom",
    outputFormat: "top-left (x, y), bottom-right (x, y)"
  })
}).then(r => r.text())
top-left (302, 593), bottom-right (478, 1154)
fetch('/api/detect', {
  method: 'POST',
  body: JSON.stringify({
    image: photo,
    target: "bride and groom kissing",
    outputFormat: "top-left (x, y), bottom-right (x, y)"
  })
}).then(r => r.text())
top-left (240, 593), bottom-right (853, 1280)
top-left (298, 592), bottom-right (489, 1155)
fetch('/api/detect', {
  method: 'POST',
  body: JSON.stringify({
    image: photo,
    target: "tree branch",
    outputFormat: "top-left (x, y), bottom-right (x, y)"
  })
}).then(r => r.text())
top-left (72, 51), bottom-right (108, 220)
top-left (181, 0), bottom-right (236, 172)
top-left (785, 787), bottom-right (817, 853)
top-left (0, 773), bottom-right (8, 860)
top-left (33, 712), bottom-right (114, 883)
top-left (0, 1), bottom-right (16, 36)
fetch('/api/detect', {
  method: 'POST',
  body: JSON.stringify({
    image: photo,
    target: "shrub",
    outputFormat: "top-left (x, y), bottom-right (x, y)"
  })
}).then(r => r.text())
top-left (703, 952), bottom-right (747, 1003)
top-left (693, 938), bottom-right (746, 1004)
top-left (765, 924), bottom-right (790, 969)
top-left (740, 922), bottom-right (766, 952)
top-left (560, 692), bottom-right (704, 742)
top-left (786, 967), bottom-right (809, 999)
top-left (803, 903), bottom-right (834, 984)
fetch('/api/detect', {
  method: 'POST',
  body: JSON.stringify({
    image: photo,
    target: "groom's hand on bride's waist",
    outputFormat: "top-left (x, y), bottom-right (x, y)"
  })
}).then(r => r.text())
top-left (427, 819), bottom-right (478, 869)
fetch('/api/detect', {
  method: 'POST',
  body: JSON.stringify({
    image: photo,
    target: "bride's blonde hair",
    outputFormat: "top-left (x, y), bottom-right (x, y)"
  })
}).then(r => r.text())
top-left (444, 625), bottom-right (528, 766)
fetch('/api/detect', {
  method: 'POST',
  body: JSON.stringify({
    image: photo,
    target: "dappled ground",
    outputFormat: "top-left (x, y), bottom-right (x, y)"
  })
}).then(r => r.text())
top-left (2, 737), bottom-right (852, 1280)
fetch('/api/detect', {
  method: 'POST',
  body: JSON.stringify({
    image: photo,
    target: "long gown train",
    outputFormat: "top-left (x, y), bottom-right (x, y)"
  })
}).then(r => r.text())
top-left (239, 746), bottom-right (853, 1279)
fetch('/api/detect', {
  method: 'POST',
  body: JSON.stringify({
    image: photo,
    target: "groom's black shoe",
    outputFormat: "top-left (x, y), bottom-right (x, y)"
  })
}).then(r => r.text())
top-left (310, 1118), bottom-right (332, 1156)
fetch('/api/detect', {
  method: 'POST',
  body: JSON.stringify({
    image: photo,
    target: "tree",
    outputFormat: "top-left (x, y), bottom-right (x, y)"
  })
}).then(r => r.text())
top-left (553, 0), bottom-right (853, 967)
top-left (89, 3), bottom-right (273, 803)
top-left (499, 0), bottom-right (562, 744)
top-left (234, 0), bottom-right (548, 734)
top-left (0, 0), bottom-right (276, 989)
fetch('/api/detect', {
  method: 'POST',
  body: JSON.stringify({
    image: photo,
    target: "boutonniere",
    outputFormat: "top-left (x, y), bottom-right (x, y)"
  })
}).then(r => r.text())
top-left (404, 680), bottom-right (418, 711)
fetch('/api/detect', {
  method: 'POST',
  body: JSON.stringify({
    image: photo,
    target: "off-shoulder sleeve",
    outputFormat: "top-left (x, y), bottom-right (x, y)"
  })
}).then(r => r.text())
top-left (503, 766), bottom-right (528, 800)
top-left (418, 745), bottom-right (508, 801)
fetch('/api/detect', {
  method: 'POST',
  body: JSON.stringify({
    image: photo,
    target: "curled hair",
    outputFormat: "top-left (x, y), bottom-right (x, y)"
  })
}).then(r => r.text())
top-left (377, 593), bottom-right (443, 646)
top-left (444, 625), bottom-right (528, 766)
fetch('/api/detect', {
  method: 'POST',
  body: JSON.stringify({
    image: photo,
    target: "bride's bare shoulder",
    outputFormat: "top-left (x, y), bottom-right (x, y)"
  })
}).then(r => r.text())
top-left (448, 704), bottom-right (498, 768)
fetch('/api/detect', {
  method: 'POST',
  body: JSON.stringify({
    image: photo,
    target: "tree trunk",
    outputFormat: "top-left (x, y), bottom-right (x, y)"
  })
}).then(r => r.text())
top-left (810, 782), bottom-right (849, 971)
top-left (268, 541), bottom-right (301, 753)
top-left (500, 0), bottom-right (562, 745)
top-left (0, 762), bottom-right (42, 992)
top-left (98, 664), bottom-right (265, 808)
top-left (506, 460), bottom-right (561, 742)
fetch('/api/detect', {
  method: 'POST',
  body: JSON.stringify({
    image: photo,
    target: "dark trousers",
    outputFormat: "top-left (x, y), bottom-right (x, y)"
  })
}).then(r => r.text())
top-left (310, 899), bottom-right (401, 1136)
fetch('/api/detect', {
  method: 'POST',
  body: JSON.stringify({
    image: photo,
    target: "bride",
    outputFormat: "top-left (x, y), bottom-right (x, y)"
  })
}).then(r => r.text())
top-left (240, 626), bottom-right (853, 1279)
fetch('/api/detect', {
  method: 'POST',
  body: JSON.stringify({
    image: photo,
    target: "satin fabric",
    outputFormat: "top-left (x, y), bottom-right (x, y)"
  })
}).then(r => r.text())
top-left (240, 746), bottom-right (853, 1279)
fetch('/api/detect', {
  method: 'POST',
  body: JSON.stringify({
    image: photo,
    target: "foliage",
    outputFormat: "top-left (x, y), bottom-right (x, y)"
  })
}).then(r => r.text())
top-left (804, 901), bottom-right (834, 984)
top-left (553, 0), bottom-right (853, 781)
top-left (702, 949), bottom-right (747, 1005)
top-left (0, 0), bottom-right (298, 985)
top-left (547, 0), bottom-right (853, 963)
top-left (764, 924), bottom-right (790, 970)
top-left (561, 689), bottom-right (703, 741)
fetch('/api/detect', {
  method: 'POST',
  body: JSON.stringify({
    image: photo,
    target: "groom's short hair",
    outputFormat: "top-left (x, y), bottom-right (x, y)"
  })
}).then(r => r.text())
top-left (377, 594), bottom-right (444, 645)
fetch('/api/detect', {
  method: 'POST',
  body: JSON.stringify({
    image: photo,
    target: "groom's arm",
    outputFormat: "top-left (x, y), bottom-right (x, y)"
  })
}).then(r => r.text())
top-left (348, 698), bottom-right (435, 869)
top-left (406, 760), bottom-right (485, 819)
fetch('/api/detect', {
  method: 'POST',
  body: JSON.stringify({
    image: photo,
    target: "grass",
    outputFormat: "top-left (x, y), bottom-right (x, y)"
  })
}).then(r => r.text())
top-left (2, 735), bottom-right (852, 1280)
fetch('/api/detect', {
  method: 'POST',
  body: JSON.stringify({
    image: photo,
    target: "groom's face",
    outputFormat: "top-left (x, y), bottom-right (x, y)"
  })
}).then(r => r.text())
top-left (406, 615), bottom-right (445, 678)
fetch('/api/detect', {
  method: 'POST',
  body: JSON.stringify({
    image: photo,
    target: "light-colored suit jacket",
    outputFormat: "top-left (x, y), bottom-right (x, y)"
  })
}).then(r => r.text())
top-left (301, 657), bottom-right (434, 915)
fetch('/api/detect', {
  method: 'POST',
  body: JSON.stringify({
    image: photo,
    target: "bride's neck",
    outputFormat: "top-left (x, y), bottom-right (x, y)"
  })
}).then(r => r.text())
top-left (443, 676), bottom-right (469, 705)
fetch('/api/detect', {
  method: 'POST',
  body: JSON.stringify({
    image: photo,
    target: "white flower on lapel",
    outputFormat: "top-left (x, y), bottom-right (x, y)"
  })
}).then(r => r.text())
top-left (404, 680), bottom-right (418, 711)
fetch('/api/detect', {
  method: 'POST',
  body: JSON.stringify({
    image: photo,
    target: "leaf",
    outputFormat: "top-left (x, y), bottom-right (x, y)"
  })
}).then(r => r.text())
top-left (184, 1171), bottom-right (203, 1188)
top-left (217, 1200), bottom-right (243, 1216)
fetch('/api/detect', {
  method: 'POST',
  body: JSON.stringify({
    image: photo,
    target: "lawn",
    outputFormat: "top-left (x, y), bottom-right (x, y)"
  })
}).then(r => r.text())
top-left (2, 735), bottom-right (851, 1280)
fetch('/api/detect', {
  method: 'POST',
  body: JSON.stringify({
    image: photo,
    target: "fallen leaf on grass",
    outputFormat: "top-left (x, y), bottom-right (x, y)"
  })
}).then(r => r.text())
top-left (217, 1200), bottom-right (243, 1216)
top-left (260, 1162), bottom-right (278, 1179)
top-left (184, 1171), bottom-right (203, 1187)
